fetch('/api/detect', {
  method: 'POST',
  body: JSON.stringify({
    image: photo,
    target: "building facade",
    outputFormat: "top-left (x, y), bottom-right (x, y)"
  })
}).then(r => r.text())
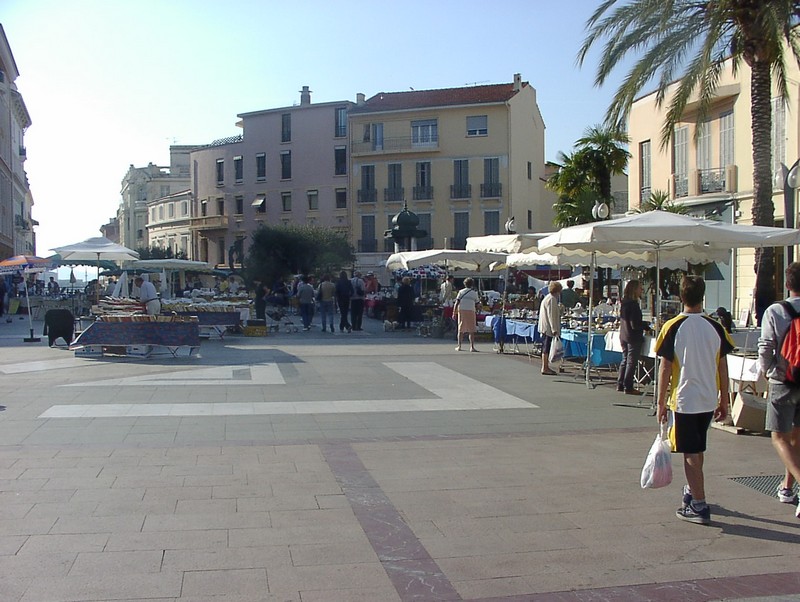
top-left (189, 87), bottom-right (354, 266)
top-left (0, 25), bottom-right (34, 258)
top-left (348, 74), bottom-right (553, 273)
top-left (628, 55), bottom-right (798, 318)
top-left (117, 146), bottom-right (193, 251)
top-left (146, 189), bottom-right (191, 257)
top-left (100, 217), bottom-right (120, 244)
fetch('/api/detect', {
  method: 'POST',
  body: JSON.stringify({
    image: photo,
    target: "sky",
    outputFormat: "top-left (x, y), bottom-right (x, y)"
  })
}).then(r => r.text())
top-left (3, 0), bottom-right (628, 257)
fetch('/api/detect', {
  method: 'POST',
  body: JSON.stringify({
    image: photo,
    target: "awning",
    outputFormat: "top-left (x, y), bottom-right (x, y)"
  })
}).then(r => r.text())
top-left (251, 197), bottom-right (266, 208)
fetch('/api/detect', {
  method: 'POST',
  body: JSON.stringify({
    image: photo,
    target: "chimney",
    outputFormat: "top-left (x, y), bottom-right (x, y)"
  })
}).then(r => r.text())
top-left (300, 85), bottom-right (312, 106)
top-left (356, 92), bottom-right (365, 105)
top-left (513, 73), bottom-right (522, 92)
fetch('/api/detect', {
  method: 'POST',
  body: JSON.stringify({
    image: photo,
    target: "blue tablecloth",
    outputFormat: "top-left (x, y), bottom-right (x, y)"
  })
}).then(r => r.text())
top-left (71, 321), bottom-right (201, 348)
top-left (560, 329), bottom-right (622, 366)
top-left (485, 316), bottom-right (541, 344)
top-left (175, 311), bottom-right (240, 327)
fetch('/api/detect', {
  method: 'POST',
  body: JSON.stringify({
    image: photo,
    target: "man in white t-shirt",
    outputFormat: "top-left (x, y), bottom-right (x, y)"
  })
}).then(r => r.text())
top-left (135, 277), bottom-right (161, 316)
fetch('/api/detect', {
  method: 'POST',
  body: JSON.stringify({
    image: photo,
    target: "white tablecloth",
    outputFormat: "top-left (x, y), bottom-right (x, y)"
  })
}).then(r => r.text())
top-left (604, 331), bottom-right (657, 358)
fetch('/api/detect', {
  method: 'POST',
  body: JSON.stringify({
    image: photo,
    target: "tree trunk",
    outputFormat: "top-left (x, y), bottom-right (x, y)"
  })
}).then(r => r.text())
top-left (750, 59), bottom-right (776, 324)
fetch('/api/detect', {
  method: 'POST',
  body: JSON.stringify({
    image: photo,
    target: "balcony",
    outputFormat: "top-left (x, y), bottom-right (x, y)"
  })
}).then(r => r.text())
top-left (450, 185), bottom-right (472, 199)
top-left (480, 182), bottom-right (502, 198)
top-left (673, 175), bottom-right (689, 198)
top-left (672, 167), bottom-right (737, 198)
top-left (358, 239), bottom-right (377, 253)
top-left (14, 215), bottom-right (29, 230)
top-left (699, 168), bottom-right (726, 194)
top-left (18, 146), bottom-right (26, 158)
top-left (384, 187), bottom-right (404, 203)
top-left (639, 186), bottom-right (652, 205)
top-left (190, 215), bottom-right (228, 230)
top-left (352, 135), bottom-right (439, 155)
top-left (357, 189), bottom-right (377, 203)
top-left (413, 186), bottom-right (433, 200)
top-left (383, 239), bottom-right (396, 253)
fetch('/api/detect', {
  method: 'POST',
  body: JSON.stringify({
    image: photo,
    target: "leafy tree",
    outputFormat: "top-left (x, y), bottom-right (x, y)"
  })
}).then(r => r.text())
top-left (635, 190), bottom-right (688, 214)
top-left (578, 0), bottom-right (800, 320)
top-left (135, 246), bottom-right (188, 260)
top-left (245, 224), bottom-right (354, 288)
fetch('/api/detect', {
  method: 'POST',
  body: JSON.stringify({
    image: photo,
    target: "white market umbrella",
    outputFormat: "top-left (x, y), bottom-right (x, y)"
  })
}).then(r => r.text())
top-left (52, 237), bottom-right (139, 304)
top-left (387, 249), bottom-right (507, 272)
top-left (466, 233), bottom-right (552, 253)
top-left (538, 210), bottom-right (800, 390)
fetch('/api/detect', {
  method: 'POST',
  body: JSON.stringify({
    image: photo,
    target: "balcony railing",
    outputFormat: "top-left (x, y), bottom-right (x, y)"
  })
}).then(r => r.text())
top-left (480, 182), bottom-right (502, 198)
top-left (190, 215), bottom-right (228, 230)
top-left (639, 186), bottom-right (652, 205)
top-left (673, 175), bottom-right (689, 198)
top-left (383, 239), bottom-right (396, 253)
top-left (450, 184), bottom-right (472, 199)
top-left (413, 186), bottom-right (433, 200)
top-left (384, 187), bottom-right (404, 203)
top-left (352, 135), bottom-right (439, 154)
top-left (357, 188), bottom-right (377, 203)
top-left (358, 239), bottom-right (378, 253)
top-left (700, 168), bottom-right (726, 194)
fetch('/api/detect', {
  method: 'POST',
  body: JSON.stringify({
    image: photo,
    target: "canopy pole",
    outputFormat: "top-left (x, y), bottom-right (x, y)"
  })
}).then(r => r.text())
top-left (585, 252), bottom-right (596, 389)
top-left (22, 277), bottom-right (40, 343)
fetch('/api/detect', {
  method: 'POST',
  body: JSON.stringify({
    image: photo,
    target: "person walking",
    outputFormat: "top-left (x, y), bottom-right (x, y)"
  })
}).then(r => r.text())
top-left (397, 276), bottom-right (415, 330)
top-left (454, 277), bottom-right (480, 352)
top-left (296, 275), bottom-right (315, 331)
top-left (350, 271), bottom-right (366, 331)
top-left (617, 279), bottom-right (646, 395)
top-left (335, 271), bottom-right (353, 333)
top-left (758, 261), bottom-right (800, 519)
top-left (253, 281), bottom-right (269, 320)
top-left (656, 275), bottom-right (733, 525)
top-left (538, 281), bottom-right (562, 374)
top-left (316, 274), bottom-right (336, 333)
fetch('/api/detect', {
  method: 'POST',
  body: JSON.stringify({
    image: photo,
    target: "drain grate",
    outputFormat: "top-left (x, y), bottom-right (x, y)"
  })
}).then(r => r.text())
top-left (730, 474), bottom-right (797, 497)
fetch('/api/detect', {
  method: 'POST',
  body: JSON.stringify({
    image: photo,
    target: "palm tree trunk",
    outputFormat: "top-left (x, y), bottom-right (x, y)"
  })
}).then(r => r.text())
top-left (750, 59), bottom-right (776, 324)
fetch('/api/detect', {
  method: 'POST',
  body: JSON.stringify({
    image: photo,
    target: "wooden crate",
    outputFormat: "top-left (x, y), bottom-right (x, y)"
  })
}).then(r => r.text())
top-left (242, 325), bottom-right (267, 337)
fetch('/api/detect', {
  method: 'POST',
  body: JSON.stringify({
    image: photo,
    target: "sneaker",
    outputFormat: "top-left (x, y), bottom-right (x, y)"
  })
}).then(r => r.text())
top-left (676, 503), bottom-right (710, 525)
top-left (777, 486), bottom-right (798, 504)
top-left (682, 485), bottom-right (693, 509)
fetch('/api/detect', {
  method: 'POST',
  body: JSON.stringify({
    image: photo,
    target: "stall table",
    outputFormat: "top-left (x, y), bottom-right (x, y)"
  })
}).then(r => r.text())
top-left (70, 321), bottom-right (201, 358)
top-left (484, 316), bottom-right (540, 355)
top-left (175, 311), bottom-right (240, 339)
top-left (561, 329), bottom-right (622, 367)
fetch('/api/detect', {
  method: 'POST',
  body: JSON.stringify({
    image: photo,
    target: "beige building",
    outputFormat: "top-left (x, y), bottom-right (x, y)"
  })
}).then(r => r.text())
top-left (189, 87), bottom-right (354, 267)
top-left (117, 146), bottom-right (193, 251)
top-left (0, 25), bottom-right (35, 258)
top-left (146, 189), bottom-right (191, 257)
top-left (628, 57), bottom-right (798, 317)
top-left (348, 74), bottom-right (553, 272)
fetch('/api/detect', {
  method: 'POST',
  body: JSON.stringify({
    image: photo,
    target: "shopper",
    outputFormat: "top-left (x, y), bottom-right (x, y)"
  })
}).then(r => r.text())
top-left (617, 279), bottom-right (646, 395)
top-left (454, 277), bottom-right (480, 352)
top-left (397, 276), bottom-right (415, 330)
top-left (656, 275), bottom-right (733, 525)
top-left (758, 261), bottom-right (800, 518)
top-left (350, 271), bottom-right (366, 331)
top-left (538, 281), bottom-right (562, 374)
top-left (335, 271), bottom-right (353, 333)
top-left (296, 275), bottom-right (315, 331)
top-left (316, 274), bottom-right (336, 333)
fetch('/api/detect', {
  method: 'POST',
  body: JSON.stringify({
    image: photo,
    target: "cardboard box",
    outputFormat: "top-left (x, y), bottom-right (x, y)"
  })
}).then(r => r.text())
top-left (731, 392), bottom-right (767, 432)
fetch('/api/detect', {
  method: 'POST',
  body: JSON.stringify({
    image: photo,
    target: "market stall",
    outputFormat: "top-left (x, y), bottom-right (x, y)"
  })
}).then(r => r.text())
top-left (70, 315), bottom-right (200, 358)
top-left (161, 299), bottom-right (244, 339)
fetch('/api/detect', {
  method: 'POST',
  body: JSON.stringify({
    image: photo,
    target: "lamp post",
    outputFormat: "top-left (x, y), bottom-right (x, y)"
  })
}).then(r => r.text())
top-left (778, 160), bottom-right (800, 267)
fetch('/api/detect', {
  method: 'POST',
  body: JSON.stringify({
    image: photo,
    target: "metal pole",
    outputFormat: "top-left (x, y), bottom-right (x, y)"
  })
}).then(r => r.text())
top-left (782, 160), bottom-right (799, 268)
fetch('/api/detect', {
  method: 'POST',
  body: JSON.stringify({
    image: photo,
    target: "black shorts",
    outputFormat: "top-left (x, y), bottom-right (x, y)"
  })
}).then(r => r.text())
top-left (542, 334), bottom-right (554, 355)
top-left (671, 411), bottom-right (714, 454)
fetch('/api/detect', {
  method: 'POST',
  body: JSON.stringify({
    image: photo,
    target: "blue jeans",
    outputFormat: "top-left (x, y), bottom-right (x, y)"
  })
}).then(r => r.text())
top-left (299, 303), bottom-right (314, 328)
top-left (617, 340), bottom-right (642, 391)
top-left (319, 301), bottom-right (334, 330)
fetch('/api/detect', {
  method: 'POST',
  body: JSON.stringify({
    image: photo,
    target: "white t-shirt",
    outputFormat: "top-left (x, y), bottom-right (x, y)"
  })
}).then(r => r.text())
top-left (455, 288), bottom-right (478, 311)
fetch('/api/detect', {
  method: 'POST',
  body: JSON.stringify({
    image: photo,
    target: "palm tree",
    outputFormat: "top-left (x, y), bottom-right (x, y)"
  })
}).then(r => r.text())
top-left (636, 190), bottom-right (688, 214)
top-left (578, 0), bottom-right (800, 321)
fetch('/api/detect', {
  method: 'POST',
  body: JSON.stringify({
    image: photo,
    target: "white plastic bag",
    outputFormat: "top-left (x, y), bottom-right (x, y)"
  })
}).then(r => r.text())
top-left (548, 335), bottom-right (564, 370)
top-left (640, 423), bottom-right (672, 489)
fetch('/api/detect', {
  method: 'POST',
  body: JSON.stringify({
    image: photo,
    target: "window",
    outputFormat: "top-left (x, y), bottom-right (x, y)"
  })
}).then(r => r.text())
top-left (281, 192), bottom-right (292, 212)
top-left (181, 201), bottom-right (188, 216)
top-left (307, 190), bottom-right (318, 211)
top-left (255, 153), bottom-right (266, 181)
top-left (527, 210), bottom-right (532, 230)
top-left (201, 199), bottom-right (208, 217)
top-left (216, 198), bottom-right (225, 215)
top-left (218, 238), bottom-right (226, 265)
top-left (673, 126), bottom-right (688, 197)
top-left (481, 157), bottom-right (501, 197)
top-left (335, 188), bottom-right (347, 209)
top-left (416, 213), bottom-right (433, 249)
top-left (280, 151), bottom-right (291, 180)
top-left (281, 113), bottom-right (291, 142)
top-left (452, 160), bottom-right (470, 198)
top-left (235, 196), bottom-right (243, 215)
top-left (359, 165), bottom-right (376, 202)
top-left (335, 107), bottom-right (347, 138)
top-left (359, 215), bottom-right (376, 252)
top-left (453, 212), bottom-right (469, 250)
top-left (216, 159), bottom-right (224, 185)
top-left (180, 236), bottom-right (188, 254)
top-left (640, 140), bottom-right (652, 203)
top-left (412, 119), bottom-right (438, 146)
top-left (150, 208), bottom-right (156, 222)
top-left (168, 203), bottom-right (174, 218)
top-left (696, 121), bottom-right (711, 171)
top-left (414, 161), bottom-right (433, 200)
top-left (158, 206), bottom-right (164, 220)
top-left (772, 97), bottom-right (786, 177)
top-left (484, 210), bottom-right (500, 235)
top-left (720, 111), bottom-right (734, 167)
top-left (234, 156), bottom-right (243, 183)
top-left (527, 161), bottom-right (532, 180)
top-left (334, 146), bottom-right (347, 175)
top-left (160, 185), bottom-right (170, 198)
top-left (387, 164), bottom-right (402, 201)
top-left (466, 115), bottom-right (488, 136)
top-left (251, 195), bottom-right (266, 213)
top-left (138, 187), bottom-right (147, 202)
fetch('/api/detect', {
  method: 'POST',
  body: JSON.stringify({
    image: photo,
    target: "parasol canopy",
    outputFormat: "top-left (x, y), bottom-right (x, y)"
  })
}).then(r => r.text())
top-left (386, 249), bottom-right (507, 272)
top-left (51, 237), bottom-right (139, 263)
top-left (0, 255), bottom-right (54, 275)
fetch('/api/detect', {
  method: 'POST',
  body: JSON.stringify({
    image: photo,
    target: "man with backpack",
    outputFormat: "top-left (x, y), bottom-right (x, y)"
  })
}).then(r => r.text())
top-left (758, 261), bottom-right (800, 519)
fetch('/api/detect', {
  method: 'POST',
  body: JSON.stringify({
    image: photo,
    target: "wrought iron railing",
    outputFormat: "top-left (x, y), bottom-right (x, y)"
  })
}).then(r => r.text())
top-left (413, 186), bottom-right (433, 200)
top-left (352, 135), bottom-right (439, 154)
top-left (384, 188), bottom-right (404, 203)
top-left (358, 239), bottom-right (377, 253)
top-left (700, 168), bottom-right (726, 194)
top-left (357, 189), bottom-right (377, 203)
top-left (673, 175), bottom-right (688, 198)
top-left (480, 182), bottom-right (502, 198)
top-left (639, 187), bottom-right (651, 205)
top-left (450, 184), bottom-right (472, 199)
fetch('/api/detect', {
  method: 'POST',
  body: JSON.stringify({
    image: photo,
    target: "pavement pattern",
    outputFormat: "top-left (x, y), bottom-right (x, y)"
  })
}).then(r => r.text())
top-left (0, 312), bottom-right (798, 601)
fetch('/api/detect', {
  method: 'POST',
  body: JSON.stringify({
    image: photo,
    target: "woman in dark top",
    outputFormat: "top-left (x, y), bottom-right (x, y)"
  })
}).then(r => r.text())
top-left (334, 271), bottom-right (353, 333)
top-left (397, 276), bottom-right (415, 330)
top-left (617, 279), bottom-right (646, 394)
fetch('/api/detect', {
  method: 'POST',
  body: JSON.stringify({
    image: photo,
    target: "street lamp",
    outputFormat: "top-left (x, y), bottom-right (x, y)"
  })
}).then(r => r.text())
top-left (777, 160), bottom-right (800, 266)
top-left (591, 199), bottom-right (610, 220)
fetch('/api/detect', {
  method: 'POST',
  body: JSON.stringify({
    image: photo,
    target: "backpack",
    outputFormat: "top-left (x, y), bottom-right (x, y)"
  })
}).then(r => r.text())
top-left (779, 301), bottom-right (800, 385)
